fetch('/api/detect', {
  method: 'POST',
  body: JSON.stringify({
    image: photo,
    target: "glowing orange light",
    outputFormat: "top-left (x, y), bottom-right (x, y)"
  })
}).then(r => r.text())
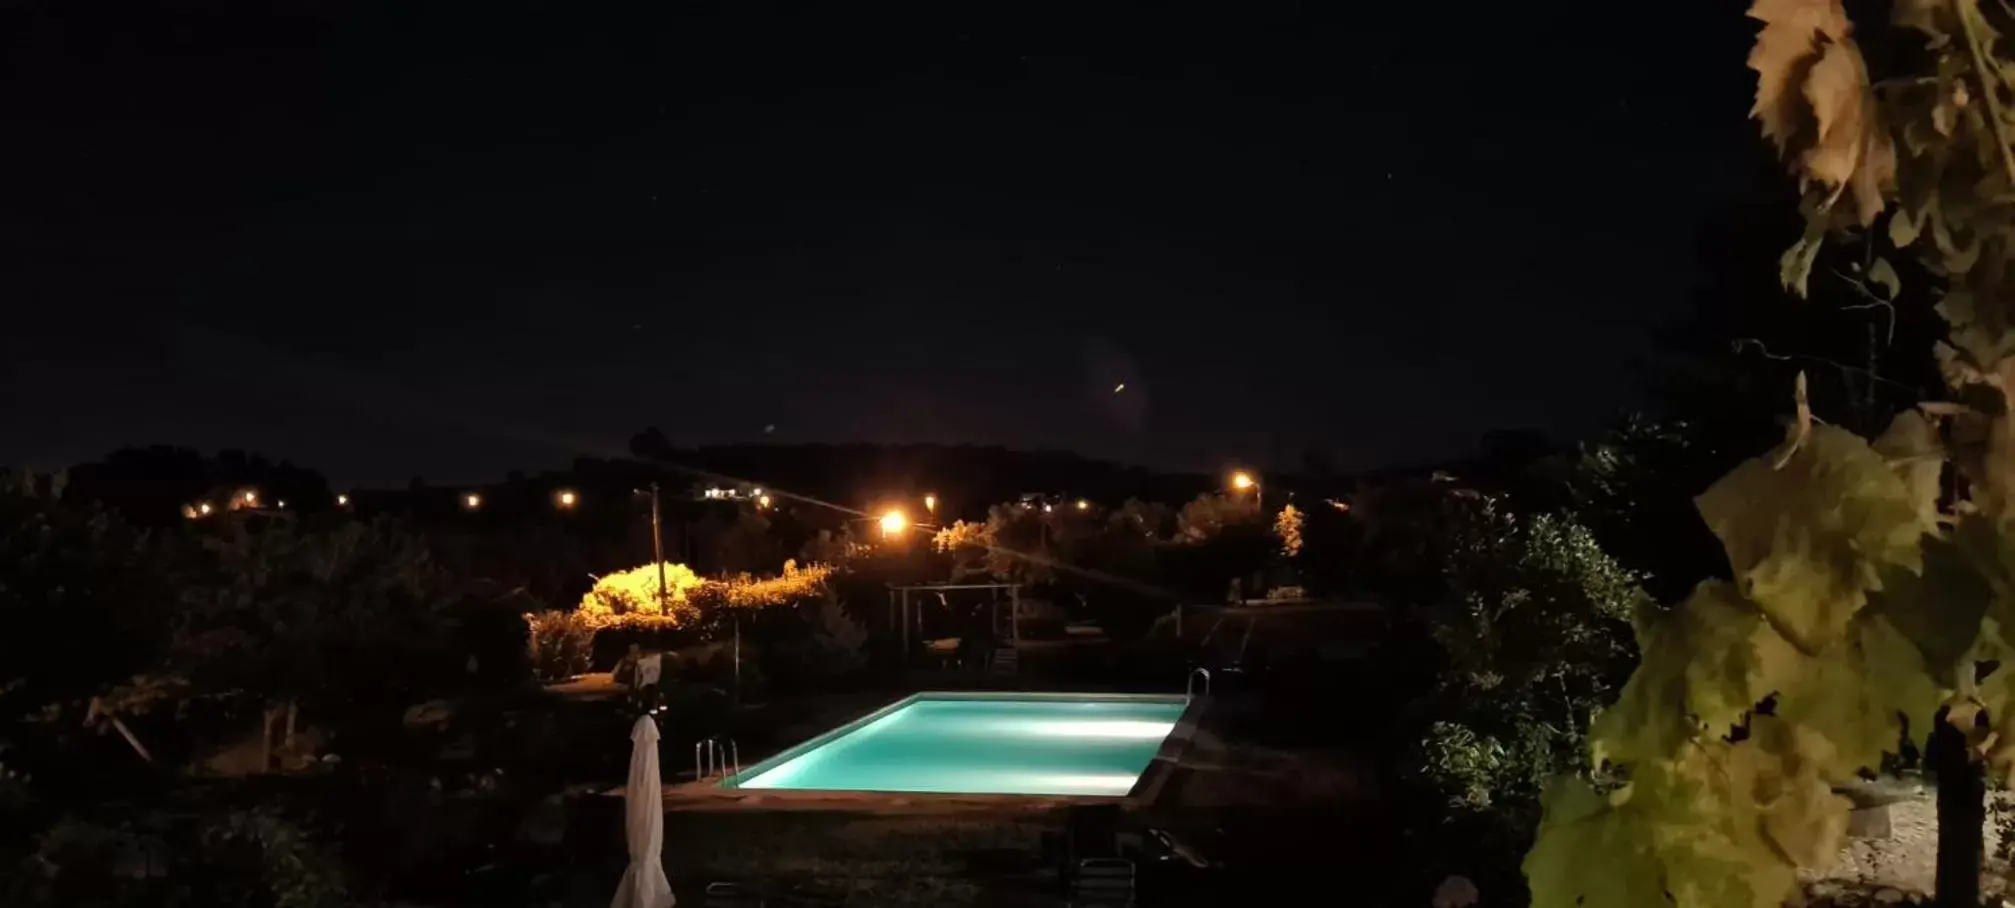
top-left (556, 490), bottom-right (578, 508)
top-left (879, 509), bottom-right (907, 537)
top-left (464, 493), bottom-right (482, 510)
top-left (1230, 471), bottom-right (1255, 491)
top-left (1076, 499), bottom-right (1090, 511)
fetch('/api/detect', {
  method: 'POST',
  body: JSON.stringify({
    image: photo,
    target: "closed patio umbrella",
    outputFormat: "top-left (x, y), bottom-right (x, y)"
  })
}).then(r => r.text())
top-left (613, 714), bottom-right (674, 908)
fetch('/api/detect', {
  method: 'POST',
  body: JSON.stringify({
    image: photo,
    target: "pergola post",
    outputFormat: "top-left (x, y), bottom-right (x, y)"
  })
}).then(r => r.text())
top-left (1009, 585), bottom-right (1020, 648)
top-left (900, 587), bottom-right (910, 656)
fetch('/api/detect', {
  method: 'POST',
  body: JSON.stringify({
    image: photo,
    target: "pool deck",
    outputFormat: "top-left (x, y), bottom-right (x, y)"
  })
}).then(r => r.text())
top-left (658, 690), bottom-right (1211, 811)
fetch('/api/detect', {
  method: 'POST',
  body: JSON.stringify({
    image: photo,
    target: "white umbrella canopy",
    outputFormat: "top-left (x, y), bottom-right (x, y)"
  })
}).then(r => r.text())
top-left (612, 714), bottom-right (675, 908)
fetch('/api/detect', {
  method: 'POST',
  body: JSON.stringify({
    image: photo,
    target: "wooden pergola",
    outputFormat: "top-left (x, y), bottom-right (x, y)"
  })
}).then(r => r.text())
top-left (887, 582), bottom-right (1024, 654)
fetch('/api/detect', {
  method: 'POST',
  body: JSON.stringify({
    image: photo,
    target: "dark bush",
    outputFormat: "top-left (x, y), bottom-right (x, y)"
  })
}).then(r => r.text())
top-left (524, 611), bottom-right (596, 682)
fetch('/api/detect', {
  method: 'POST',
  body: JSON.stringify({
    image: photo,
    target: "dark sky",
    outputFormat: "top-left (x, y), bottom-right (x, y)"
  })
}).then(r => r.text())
top-left (1, 0), bottom-right (1760, 487)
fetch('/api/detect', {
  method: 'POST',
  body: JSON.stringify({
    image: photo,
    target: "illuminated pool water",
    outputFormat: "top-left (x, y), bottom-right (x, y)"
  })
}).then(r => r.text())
top-left (732, 694), bottom-right (1189, 797)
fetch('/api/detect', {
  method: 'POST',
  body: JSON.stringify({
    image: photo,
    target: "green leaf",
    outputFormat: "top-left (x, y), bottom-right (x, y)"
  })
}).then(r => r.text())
top-left (1591, 581), bottom-right (1798, 768)
top-left (1695, 425), bottom-right (1931, 651)
top-left (1779, 234), bottom-right (1823, 298)
top-left (1770, 613), bottom-right (1941, 773)
top-left (1867, 256), bottom-right (1902, 299)
top-left (1889, 207), bottom-right (1924, 248)
top-left (1869, 534), bottom-right (1994, 686)
top-left (1733, 720), bottom-right (1855, 867)
top-left (1872, 409), bottom-right (1943, 526)
top-left (1524, 776), bottom-right (1671, 908)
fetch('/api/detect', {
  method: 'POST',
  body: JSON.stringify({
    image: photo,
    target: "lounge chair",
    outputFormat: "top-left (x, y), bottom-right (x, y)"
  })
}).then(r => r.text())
top-left (1064, 805), bottom-right (1134, 906)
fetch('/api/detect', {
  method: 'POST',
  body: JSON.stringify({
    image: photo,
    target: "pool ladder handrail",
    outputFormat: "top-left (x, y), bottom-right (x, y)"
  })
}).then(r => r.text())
top-left (1186, 667), bottom-right (1211, 701)
top-left (694, 735), bottom-right (742, 786)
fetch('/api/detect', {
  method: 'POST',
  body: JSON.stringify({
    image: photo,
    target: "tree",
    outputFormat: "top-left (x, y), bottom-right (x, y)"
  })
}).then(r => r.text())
top-left (714, 510), bottom-right (781, 576)
top-left (1416, 507), bottom-right (1646, 902)
top-left (146, 521), bottom-right (476, 771)
top-left (1527, 3), bottom-right (2015, 906)
top-left (0, 471), bottom-right (179, 787)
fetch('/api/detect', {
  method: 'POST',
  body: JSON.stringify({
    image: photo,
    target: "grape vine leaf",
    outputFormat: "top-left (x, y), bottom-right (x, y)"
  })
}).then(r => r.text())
top-left (1748, 0), bottom-right (1893, 224)
top-left (1770, 613), bottom-right (1940, 774)
top-left (1748, 0), bottom-right (1852, 155)
top-left (1868, 533), bottom-right (1993, 686)
top-left (1696, 425), bottom-right (1931, 652)
top-left (1890, 204), bottom-right (1926, 248)
top-left (1866, 256), bottom-right (1901, 299)
top-left (1871, 409), bottom-right (1941, 526)
top-left (1780, 231), bottom-right (1825, 297)
top-left (1552, 742), bottom-right (1806, 908)
top-left (1591, 581), bottom-right (1799, 768)
top-left (1524, 776), bottom-right (1672, 908)
top-left (1730, 719), bottom-right (1854, 868)
top-left (1891, 0), bottom-right (1950, 36)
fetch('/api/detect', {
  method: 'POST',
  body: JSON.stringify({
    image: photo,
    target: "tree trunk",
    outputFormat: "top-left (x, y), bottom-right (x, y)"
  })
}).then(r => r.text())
top-left (1932, 707), bottom-right (1985, 908)
top-left (283, 700), bottom-right (298, 752)
top-left (260, 705), bottom-right (280, 773)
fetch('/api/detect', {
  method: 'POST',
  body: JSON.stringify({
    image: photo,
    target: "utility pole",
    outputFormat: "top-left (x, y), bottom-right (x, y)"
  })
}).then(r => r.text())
top-left (650, 481), bottom-right (668, 614)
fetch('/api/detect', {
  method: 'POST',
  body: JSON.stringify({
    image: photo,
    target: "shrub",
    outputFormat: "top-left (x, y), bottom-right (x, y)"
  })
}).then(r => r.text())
top-left (524, 611), bottom-right (596, 682)
top-left (1396, 502), bottom-right (1642, 901)
top-left (577, 562), bottom-right (705, 623)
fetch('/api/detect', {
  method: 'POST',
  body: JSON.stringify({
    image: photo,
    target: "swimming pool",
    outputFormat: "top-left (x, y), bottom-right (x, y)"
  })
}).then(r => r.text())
top-left (730, 693), bottom-right (1191, 797)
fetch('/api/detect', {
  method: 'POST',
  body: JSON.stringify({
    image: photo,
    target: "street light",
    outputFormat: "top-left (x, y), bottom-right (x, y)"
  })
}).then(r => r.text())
top-left (556, 489), bottom-right (578, 509)
top-left (276, 499), bottom-right (288, 510)
top-left (879, 509), bottom-right (908, 537)
top-left (241, 490), bottom-right (259, 507)
top-left (1231, 470), bottom-right (1262, 512)
top-left (758, 494), bottom-right (773, 509)
top-left (464, 493), bottom-right (483, 510)
top-left (197, 502), bottom-right (213, 516)
top-left (924, 493), bottom-right (937, 515)
top-left (1075, 498), bottom-right (1090, 511)
top-left (336, 494), bottom-right (349, 507)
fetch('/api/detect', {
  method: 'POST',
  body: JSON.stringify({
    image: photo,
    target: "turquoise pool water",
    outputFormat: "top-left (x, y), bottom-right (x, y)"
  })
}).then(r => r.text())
top-left (733, 695), bottom-right (1187, 797)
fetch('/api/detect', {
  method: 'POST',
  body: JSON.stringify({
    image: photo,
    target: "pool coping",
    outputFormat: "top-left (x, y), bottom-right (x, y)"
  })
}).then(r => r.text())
top-left (671, 690), bottom-right (1208, 806)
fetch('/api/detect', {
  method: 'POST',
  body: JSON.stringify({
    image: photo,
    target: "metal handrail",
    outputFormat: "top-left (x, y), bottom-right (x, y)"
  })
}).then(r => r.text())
top-left (1186, 667), bottom-right (1211, 701)
top-left (694, 735), bottom-right (742, 785)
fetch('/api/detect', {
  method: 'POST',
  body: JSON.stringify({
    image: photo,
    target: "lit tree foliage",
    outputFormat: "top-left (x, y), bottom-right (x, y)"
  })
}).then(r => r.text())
top-left (576, 562), bottom-right (706, 622)
top-left (1274, 502), bottom-right (1305, 557)
top-left (569, 560), bottom-right (835, 628)
top-left (1526, 2), bottom-right (2015, 905)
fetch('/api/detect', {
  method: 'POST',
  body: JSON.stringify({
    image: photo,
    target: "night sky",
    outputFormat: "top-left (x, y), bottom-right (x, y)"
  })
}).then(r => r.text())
top-left (2, 1), bottom-right (1760, 487)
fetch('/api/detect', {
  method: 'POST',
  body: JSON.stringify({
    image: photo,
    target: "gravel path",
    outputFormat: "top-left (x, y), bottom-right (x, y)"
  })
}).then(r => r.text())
top-left (1804, 793), bottom-right (2009, 902)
